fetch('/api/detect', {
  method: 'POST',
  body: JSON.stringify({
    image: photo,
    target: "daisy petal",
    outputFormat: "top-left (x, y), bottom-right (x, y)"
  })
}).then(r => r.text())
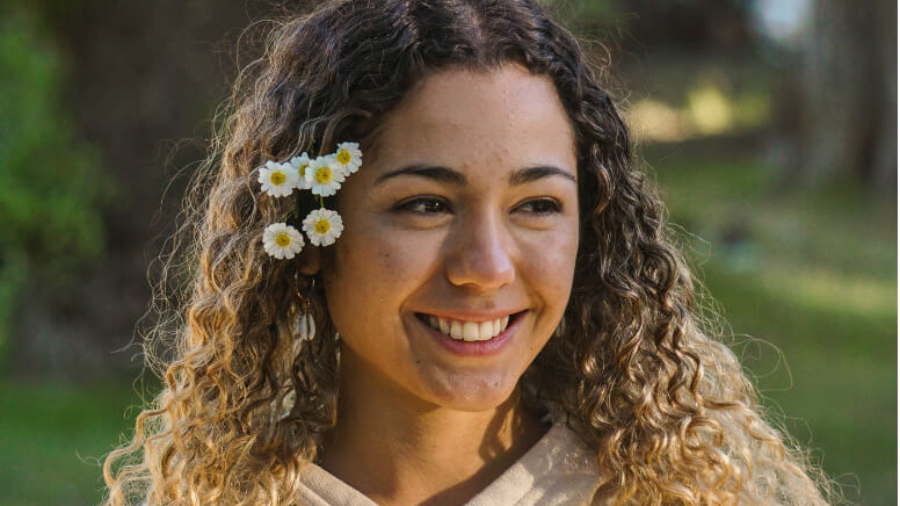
top-left (333, 141), bottom-right (363, 174)
top-left (258, 160), bottom-right (300, 197)
top-left (262, 223), bottom-right (305, 259)
top-left (302, 209), bottom-right (344, 247)
top-left (288, 153), bottom-right (312, 190)
top-left (305, 156), bottom-right (346, 197)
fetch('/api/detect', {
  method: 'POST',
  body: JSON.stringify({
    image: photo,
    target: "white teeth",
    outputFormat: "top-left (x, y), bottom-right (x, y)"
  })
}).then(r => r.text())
top-left (479, 321), bottom-right (494, 340)
top-left (462, 321), bottom-right (479, 341)
top-left (450, 320), bottom-right (463, 340)
top-left (424, 314), bottom-right (515, 342)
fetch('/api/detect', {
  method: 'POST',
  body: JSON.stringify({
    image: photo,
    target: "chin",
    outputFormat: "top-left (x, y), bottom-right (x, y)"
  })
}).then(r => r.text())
top-left (421, 369), bottom-right (523, 412)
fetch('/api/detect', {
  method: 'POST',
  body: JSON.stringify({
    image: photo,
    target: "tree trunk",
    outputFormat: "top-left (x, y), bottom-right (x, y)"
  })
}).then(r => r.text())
top-left (788, 0), bottom-right (896, 194)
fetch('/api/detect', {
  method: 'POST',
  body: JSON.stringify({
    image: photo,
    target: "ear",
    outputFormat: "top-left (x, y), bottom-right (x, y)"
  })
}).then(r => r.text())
top-left (297, 244), bottom-right (322, 275)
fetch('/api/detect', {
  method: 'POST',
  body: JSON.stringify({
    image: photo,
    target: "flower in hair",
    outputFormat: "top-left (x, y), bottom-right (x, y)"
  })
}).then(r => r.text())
top-left (333, 141), bottom-right (363, 174)
top-left (303, 208), bottom-right (344, 246)
top-left (305, 156), bottom-right (346, 197)
top-left (288, 153), bottom-right (312, 190)
top-left (258, 160), bottom-right (299, 197)
top-left (259, 141), bottom-right (361, 259)
top-left (263, 223), bottom-right (305, 259)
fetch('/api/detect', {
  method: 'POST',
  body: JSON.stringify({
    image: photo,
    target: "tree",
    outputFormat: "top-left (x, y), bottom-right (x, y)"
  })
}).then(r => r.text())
top-left (789, 0), bottom-right (897, 193)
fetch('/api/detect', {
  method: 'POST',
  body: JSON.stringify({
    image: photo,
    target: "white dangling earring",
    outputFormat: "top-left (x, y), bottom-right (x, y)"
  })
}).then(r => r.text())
top-left (280, 313), bottom-right (314, 420)
top-left (290, 313), bottom-right (316, 359)
top-left (302, 313), bottom-right (315, 341)
top-left (294, 313), bottom-right (316, 342)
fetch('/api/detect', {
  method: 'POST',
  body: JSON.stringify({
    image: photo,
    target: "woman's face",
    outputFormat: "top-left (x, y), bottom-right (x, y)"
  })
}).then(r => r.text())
top-left (322, 64), bottom-right (579, 412)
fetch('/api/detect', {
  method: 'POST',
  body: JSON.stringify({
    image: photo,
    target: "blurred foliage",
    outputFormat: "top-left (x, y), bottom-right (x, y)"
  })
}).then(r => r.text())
top-left (543, 0), bottom-right (621, 26)
top-left (0, 380), bottom-right (145, 506)
top-left (623, 54), bottom-right (778, 142)
top-left (0, 5), bottom-right (107, 362)
top-left (544, 0), bottom-right (751, 43)
top-left (650, 146), bottom-right (896, 505)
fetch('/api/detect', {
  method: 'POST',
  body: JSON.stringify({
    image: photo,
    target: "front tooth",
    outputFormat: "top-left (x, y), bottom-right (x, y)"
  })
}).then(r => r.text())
top-left (450, 320), bottom-right (463, 340)
top-left (493, 318), bottom-right (501, 336)
top-left (501, 315), bottom-right (510, 331)
top-left (438, 317), bottom-right (450, 335)
top-left (462, 321), bottom-right (480, 341)
top-left (478, 321), bottom-right (494, 340)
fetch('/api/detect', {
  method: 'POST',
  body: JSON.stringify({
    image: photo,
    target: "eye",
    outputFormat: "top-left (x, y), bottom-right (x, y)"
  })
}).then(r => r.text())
top-left (515, 198), bottom-right (562, 215)
top-left (395, 196), bottom-right (452, 214)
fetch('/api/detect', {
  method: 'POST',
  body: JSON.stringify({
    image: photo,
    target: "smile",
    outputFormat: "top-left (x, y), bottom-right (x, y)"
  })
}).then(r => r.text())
top-left (415, 312), bottom-right (520, 342)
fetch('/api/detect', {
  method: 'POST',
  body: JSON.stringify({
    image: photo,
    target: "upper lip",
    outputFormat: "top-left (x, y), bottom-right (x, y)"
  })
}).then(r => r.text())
top-left (415, 309), bottom-right (526, 322)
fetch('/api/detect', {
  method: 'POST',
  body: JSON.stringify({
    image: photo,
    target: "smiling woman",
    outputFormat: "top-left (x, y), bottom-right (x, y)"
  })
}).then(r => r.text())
top-left (312, 68), bottom-right (582, 503)
top-left (101, 1), bottom-right (838, 506)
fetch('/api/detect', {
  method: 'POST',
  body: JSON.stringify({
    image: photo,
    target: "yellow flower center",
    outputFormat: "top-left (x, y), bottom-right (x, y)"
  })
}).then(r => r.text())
top-left (297, 163), bottom-right (308, 177)
top-left (270, 171), bottom-right (286, 186)
top-left (314, 219), bottom-right (331, 235)
top-left (336, 150), bottom-right (352, 165)
top-left (315, 166), bottom-right (332, 184)
top-left (274, 232), bottom-right (291, 247)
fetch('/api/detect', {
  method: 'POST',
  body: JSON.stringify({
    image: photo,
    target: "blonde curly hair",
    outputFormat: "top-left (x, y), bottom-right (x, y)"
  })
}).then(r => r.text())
top-left (101, 1), bottom-right (840, 504)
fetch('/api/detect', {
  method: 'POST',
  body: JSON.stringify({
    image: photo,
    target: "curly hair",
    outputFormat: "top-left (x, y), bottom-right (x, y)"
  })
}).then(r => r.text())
top-left (101, 1), bottom-right (839, 505)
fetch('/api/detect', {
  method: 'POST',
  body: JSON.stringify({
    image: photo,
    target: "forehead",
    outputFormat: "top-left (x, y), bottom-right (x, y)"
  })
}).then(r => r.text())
top-left (368, 64), bottom-right (577, 173)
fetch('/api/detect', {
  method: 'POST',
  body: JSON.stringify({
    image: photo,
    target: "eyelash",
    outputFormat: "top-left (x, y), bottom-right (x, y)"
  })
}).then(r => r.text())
top-left (395, 197), bottom-right (562, 215)
top-left (396, 196), bottom-right (451, 214)
top-left (517, 198), bottom-right (563, 215)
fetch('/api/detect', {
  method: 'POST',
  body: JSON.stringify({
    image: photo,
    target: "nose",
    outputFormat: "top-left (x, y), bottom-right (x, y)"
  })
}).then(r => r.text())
top-left (445, 207), bottom-right (516, 292)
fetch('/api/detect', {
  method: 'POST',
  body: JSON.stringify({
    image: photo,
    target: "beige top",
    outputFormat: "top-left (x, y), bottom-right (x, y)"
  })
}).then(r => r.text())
top-left (293, 421), bottom-right (601, 506)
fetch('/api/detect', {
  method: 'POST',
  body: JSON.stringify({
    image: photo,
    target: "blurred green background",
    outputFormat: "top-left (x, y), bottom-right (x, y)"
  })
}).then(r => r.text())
top-left (0, 0), bottom-right (895, 505)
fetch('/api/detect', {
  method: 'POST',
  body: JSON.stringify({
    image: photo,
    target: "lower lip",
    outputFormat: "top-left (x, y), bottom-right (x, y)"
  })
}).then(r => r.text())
top-left (417, 313), bottom-right (523, 357)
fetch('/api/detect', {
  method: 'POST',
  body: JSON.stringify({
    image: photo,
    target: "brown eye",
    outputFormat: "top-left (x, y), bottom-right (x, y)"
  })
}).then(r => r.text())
top-left (516, 198), bottom-right (562, 215)
top-left (396, 196), bottom-right (452, 214)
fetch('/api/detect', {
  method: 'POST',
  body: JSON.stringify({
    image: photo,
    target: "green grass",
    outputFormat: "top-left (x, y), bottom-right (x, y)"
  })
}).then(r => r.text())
top-left (649, 146), bottom-right (897, 505)
top-left (0, 381), bottom-right (146, 506)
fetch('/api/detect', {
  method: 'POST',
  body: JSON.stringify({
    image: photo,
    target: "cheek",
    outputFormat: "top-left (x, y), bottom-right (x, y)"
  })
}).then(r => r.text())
top-left (343, 228), bottom-right (436, 286)
top-left (524, 224), bottom-right (579, 294)
top-left (325, 224), bottom-right (439, 326)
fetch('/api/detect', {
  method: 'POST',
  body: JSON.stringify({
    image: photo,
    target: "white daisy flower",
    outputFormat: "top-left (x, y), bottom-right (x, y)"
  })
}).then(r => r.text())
top-left (333, 141), bottom-right (363, 174)
top-left (288, 153), bottom-right (312, 190)
top-left (303, 209), bottom-right (344, 247)
top-left (304, 156), bottom-right (346, 197)
top-left (262, 223), bottom-right (305, 259)
top-left (258, 160), bottom-right (299, 197)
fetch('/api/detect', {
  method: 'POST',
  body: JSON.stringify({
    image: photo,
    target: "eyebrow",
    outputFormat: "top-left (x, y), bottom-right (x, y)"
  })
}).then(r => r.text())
top-left (374, 164), bottom-right (576, 186)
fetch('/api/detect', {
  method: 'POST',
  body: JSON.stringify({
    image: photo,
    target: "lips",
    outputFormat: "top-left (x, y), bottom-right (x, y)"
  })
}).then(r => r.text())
top-left (415, 310), bottom-right (524, 357)
top-left (427, 314), bottom-right (509, 341)
top-left (414, 311), bottom-right (523, 341)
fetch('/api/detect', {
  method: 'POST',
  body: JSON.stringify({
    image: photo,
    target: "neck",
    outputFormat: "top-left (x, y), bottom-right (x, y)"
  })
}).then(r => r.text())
top-left (317, 349), bottom-right (549, 506)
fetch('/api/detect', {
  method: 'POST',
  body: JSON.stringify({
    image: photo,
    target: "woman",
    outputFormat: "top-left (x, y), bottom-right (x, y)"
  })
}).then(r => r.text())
top-left (102, 1), bottom-right (837, 505)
